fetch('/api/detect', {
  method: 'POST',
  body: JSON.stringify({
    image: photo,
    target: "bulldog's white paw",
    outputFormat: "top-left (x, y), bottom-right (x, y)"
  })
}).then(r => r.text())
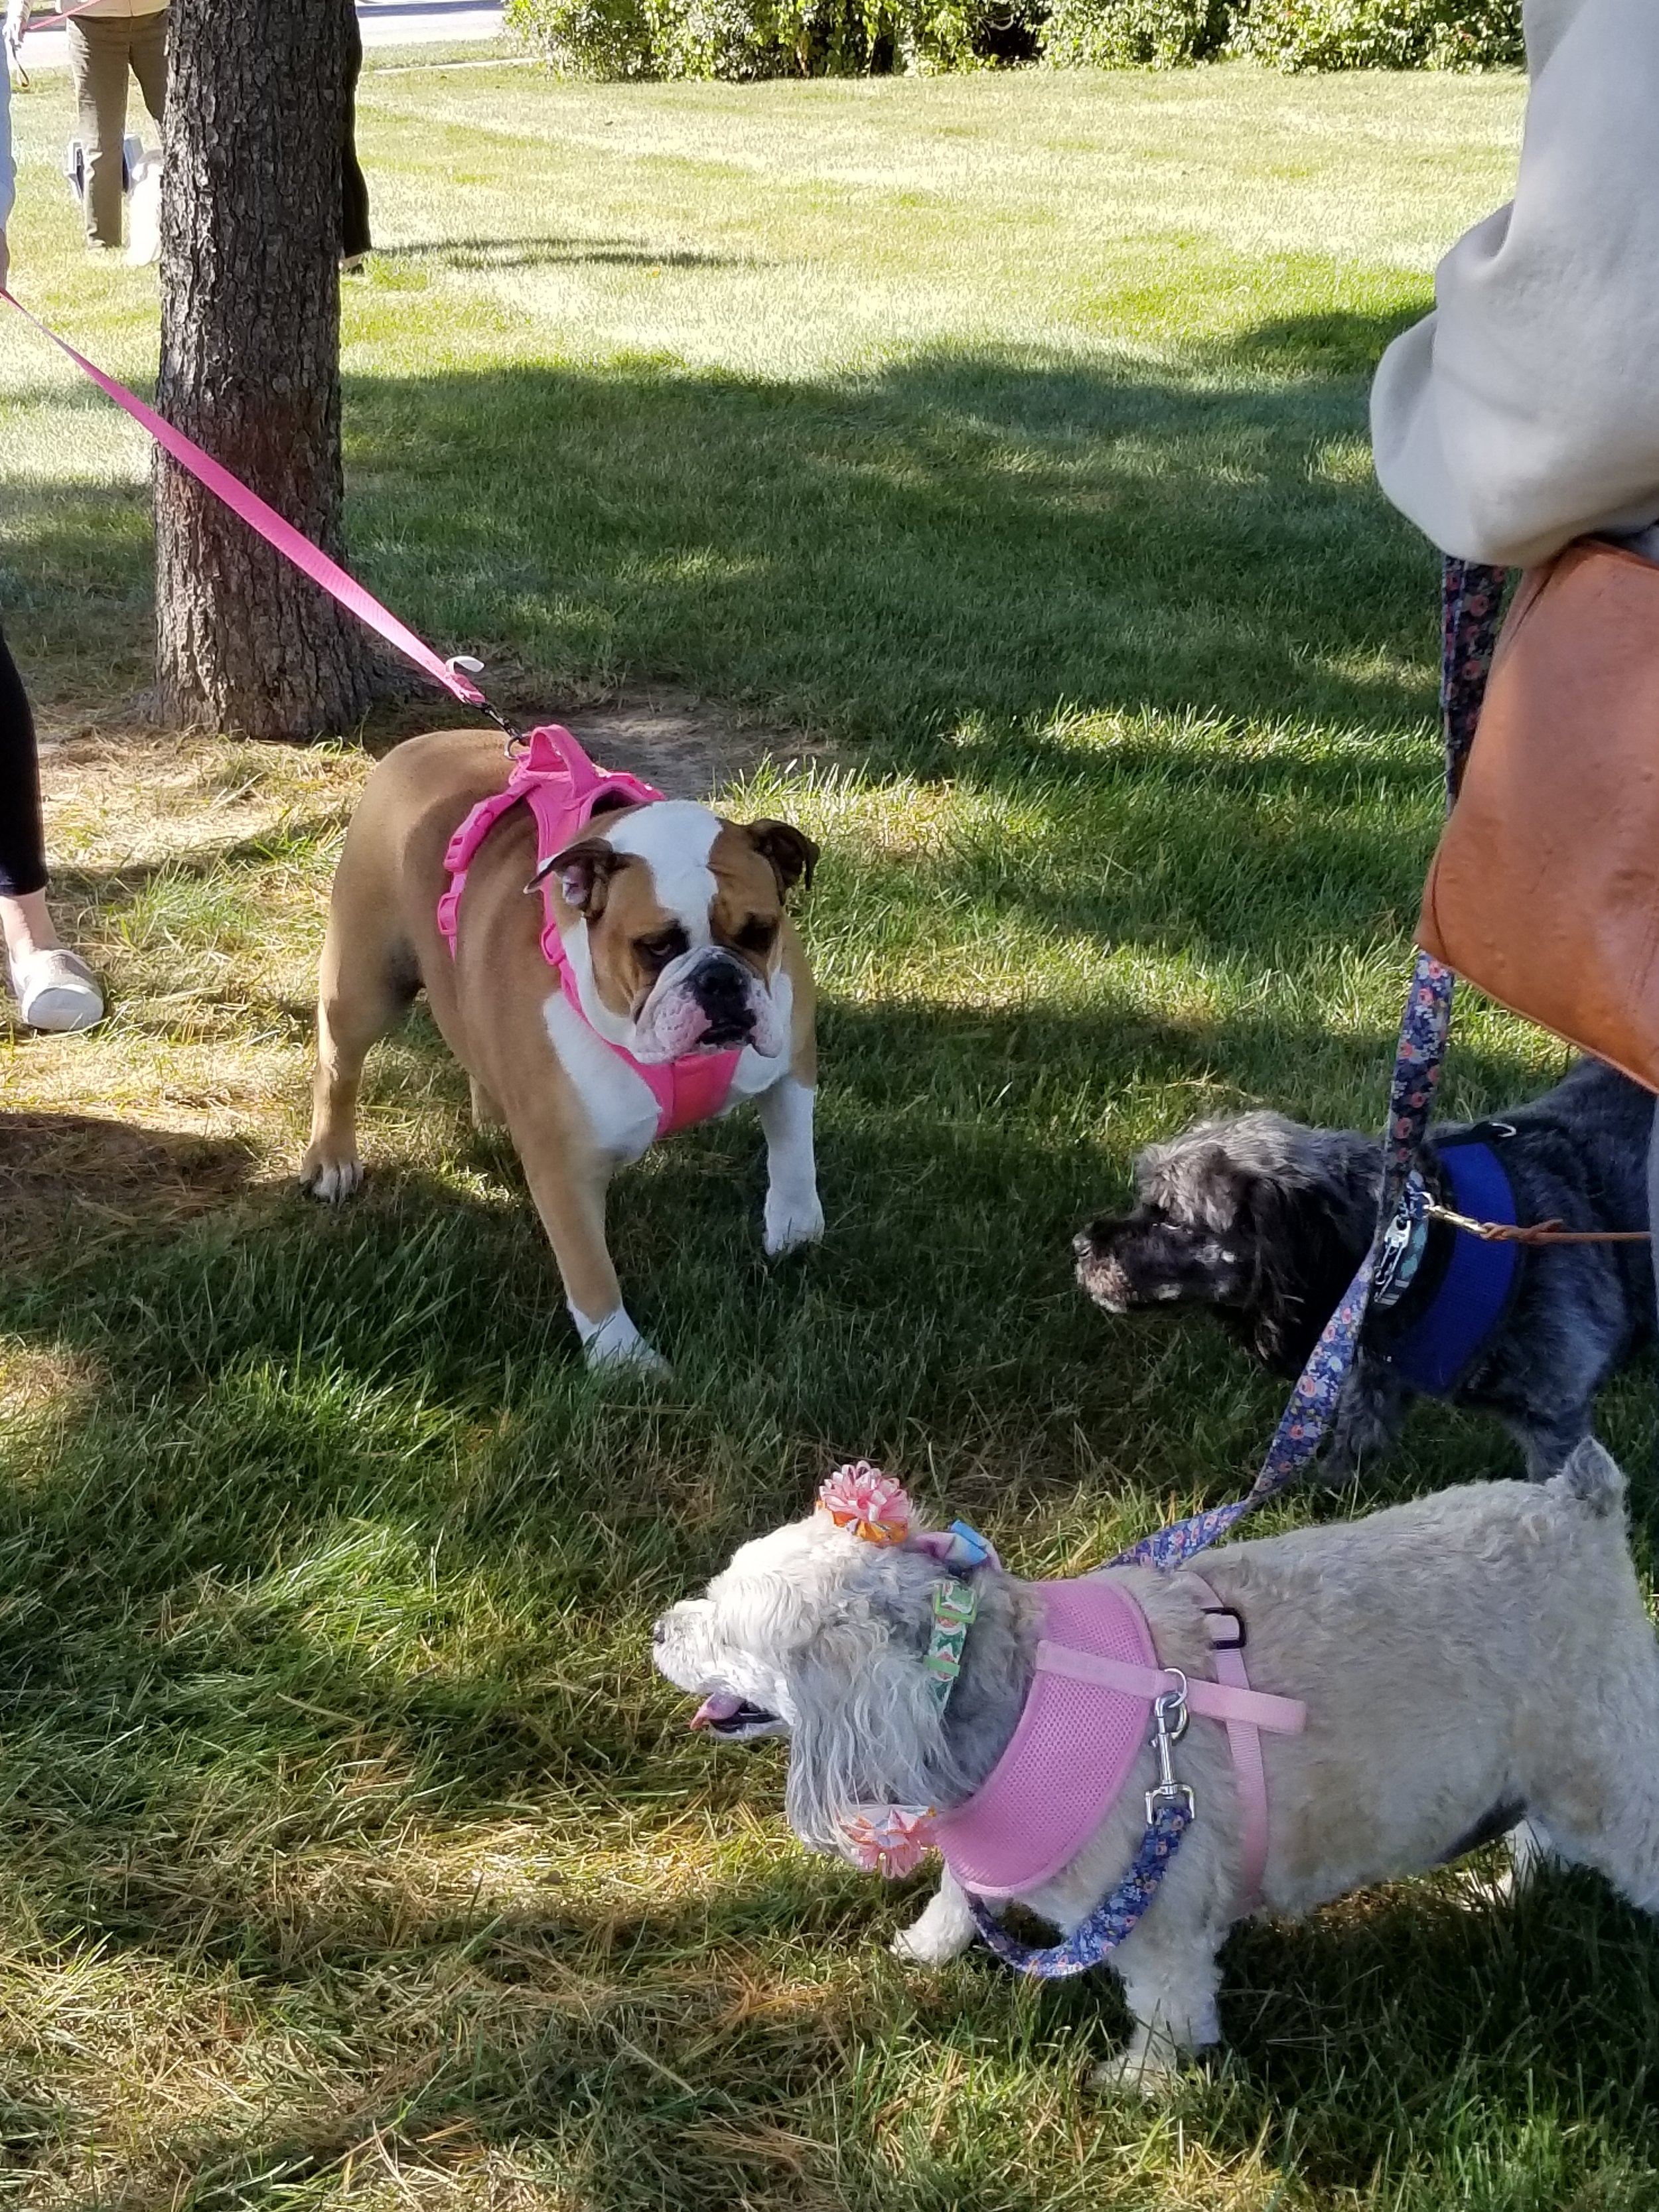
top-left (587, 1335), bottom-right (670, 1380)
top-left (575, 1305), bottom-right (670, 1379)
top-left (764, 1192), bottom-right (824, 1258)
top-left (299, 1152), bottom-right (364, 1204)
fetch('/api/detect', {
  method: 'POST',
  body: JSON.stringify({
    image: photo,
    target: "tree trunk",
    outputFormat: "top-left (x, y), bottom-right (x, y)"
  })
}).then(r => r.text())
top-left (155, 0), bottom-right (378, 739)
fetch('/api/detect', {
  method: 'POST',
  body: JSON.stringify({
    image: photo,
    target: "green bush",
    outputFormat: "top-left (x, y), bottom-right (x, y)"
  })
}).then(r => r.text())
top-left (1234, 0), bottom-right (1524, 70)
top-left (506, 0), bottom-right (1043, 75)
top-left (1043, 0), bottom-right (1228, 68)
top-left (506, 0), bottom-right (1526, 72)
top-left (505, 0), bottom-right (656, 76)
top-left (645, 0), bottom-right (791, 78)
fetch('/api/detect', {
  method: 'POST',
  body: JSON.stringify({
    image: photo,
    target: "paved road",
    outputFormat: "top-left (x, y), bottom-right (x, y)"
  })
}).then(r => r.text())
top-left (14, 1), bottom-right (506, 72)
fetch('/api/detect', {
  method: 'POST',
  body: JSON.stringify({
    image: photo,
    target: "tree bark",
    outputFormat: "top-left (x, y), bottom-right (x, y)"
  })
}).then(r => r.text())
top-left (155, 0), bottom-right (378, 739)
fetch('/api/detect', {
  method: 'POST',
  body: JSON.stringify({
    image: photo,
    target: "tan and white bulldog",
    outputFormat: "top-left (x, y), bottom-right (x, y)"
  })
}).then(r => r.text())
top-left (299, 728), bottom-right (823, 1372)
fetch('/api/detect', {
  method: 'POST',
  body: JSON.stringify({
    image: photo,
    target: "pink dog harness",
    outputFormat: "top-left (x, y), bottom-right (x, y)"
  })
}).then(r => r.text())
top-left (934, 1572), bottom-right (1305, 1911)
top-left (436, 724), bottom-right (742, 1142)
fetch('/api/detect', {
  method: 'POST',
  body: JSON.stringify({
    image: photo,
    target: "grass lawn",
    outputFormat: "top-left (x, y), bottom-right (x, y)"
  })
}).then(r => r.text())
top-left (7, 46), bottom-right (1658, 2212)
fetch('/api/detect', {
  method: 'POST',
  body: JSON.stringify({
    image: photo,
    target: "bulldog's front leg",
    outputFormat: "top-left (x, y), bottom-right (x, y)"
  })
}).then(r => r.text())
top-left (516, 1134), bottom-right (668, 1376)
top-left (758, 1074), bottom-right (824, 1257)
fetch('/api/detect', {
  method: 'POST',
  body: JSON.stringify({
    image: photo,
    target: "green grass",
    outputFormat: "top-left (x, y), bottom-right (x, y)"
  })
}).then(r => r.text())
top-left (8, 48), bottom-right (1658, 2212)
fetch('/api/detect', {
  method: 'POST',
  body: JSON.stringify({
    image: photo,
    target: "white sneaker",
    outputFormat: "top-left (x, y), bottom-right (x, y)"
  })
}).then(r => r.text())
top-left (7, 946), bottom-right (104, 1033)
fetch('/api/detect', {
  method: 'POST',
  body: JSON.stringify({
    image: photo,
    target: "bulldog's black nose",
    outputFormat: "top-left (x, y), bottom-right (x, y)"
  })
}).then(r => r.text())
top-left (695, 956), bottom-right (752, 1043)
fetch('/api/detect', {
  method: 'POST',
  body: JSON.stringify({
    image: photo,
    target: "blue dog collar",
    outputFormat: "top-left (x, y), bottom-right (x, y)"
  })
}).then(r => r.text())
top-left (1373, 1137), bottom-right (1522, 1398)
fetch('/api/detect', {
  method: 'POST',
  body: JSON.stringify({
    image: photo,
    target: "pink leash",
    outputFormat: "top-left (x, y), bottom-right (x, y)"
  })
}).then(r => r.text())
top-left (1, 293), bottom-right (742, 1142)
top-left (7, 0), bottom-right (106, 82)
top-left (0, 288), bottom-right (502, 725)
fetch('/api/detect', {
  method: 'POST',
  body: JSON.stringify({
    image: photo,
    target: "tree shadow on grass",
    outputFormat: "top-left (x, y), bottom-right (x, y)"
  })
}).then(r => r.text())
top-left (5, 311), bottom-right (1441, 771)
top-left (334, 316), bottom-right (1441, 769)
top-left (1209, 305), bottom-right (1427, 380)
top-left (0, 1110), bottom-right (258, 1268)
top-left (386, 234), bottom-right (759, 272)
top-left (19, 1852), bottom-right (1659, 2209)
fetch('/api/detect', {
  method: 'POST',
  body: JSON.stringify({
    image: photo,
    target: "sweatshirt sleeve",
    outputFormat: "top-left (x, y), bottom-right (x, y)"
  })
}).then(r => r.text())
top-left (1, 65), bottom-right (15, 235)
top-left (1369, 0), bottom-right (1659, 567)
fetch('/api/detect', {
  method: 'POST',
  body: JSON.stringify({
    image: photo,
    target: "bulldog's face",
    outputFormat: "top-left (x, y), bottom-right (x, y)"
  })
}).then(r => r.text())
top-left (542, 800), bottom-right (817, 1062)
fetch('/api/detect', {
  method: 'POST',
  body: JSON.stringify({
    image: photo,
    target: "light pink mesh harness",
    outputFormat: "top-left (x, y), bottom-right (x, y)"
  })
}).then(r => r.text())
top-left (436, 724), bottom-right (742, 1141)
top-left (934, 1574), bottom-right (1304, 1909)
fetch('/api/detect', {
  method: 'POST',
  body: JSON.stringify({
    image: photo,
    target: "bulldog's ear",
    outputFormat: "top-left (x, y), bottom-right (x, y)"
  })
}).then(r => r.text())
top-left (745, 820), bottom-right (819, 898)
top-left (534, 838), bottom-right (628, 917)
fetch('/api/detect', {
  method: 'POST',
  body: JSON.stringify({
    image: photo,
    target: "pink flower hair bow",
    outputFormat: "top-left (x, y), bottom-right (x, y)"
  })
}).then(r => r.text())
top-left (837, 1803), bottom-right (938, 1879)
top-left (818, 1462), bottom-right (912, 1545)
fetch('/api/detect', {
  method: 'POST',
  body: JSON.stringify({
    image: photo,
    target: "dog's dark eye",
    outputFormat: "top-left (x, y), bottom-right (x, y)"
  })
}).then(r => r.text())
top-left (733, 915), bottom-right (777, 956)
top-left (634, 926), bottom-right (689, 970)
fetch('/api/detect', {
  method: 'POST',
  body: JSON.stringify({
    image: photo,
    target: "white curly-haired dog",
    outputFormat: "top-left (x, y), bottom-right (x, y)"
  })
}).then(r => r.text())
top-left (653, 1443), bottom-right (1659, 2089)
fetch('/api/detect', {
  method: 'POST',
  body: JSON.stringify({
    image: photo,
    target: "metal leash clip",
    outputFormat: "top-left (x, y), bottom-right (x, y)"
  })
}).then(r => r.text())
top-left (1145, 1670), bottom-right (1195, 1823)
top-left (446, 655), bottom-right (525, 752)
top-left (1373, 1171), bottom-right (1429, 1309)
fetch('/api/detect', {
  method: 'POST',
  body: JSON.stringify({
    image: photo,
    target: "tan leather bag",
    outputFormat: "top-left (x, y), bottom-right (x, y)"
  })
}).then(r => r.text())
top-left (1417, 538), bottom-right (1659, 1094)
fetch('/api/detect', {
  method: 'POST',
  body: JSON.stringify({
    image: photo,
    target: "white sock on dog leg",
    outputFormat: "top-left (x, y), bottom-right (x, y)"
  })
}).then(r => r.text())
top-left (572, 1303), bottom-right (668, 1376)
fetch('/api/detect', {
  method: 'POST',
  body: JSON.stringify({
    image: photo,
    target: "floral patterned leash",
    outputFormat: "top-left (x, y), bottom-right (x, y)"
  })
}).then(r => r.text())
top-left (972, 561), bottom-right (1508, 1977)
top-left (1113, 559), bottom-right (1507, 1575)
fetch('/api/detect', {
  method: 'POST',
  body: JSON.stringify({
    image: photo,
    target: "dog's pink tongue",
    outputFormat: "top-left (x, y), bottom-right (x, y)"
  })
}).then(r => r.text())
top-left (691, 1692), bottom-right (743, 1730)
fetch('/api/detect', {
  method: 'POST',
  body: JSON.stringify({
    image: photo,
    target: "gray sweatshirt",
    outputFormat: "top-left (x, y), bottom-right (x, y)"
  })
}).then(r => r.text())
top-left (1370, 0), bottom-right (1659, 565)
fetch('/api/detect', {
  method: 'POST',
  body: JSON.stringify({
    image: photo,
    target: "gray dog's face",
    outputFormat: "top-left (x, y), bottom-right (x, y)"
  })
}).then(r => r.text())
top-left (1073, 1140), bottom-right (1257, 1316)
top-left (1072, 1112), bottom-right (1379, 1379)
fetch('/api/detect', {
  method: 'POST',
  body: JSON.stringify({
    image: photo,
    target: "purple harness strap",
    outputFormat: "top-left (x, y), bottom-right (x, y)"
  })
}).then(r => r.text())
top-left (437, 724), bottom-right (741, 1142)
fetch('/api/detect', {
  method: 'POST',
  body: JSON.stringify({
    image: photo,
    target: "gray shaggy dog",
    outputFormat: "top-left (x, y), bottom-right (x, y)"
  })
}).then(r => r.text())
top-left (1073, 1058), bottom-right (1654, 1479)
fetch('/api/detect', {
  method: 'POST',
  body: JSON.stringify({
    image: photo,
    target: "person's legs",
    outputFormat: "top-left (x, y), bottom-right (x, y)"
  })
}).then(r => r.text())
top-left (0, 620), bottom-right (49, 932)
top-left (341, 9), bottom-right (371, 261)
top-left (0, 625), bottom-right (102, 1030)
top-left (127, 8), bottom-right (168, 133)
top-left (68, 19), bottom-right (132, 249)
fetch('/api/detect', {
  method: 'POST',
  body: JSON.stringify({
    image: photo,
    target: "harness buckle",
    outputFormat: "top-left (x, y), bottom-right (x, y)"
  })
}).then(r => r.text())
top-left (1145, 1672), bottom-right (1196, 1824)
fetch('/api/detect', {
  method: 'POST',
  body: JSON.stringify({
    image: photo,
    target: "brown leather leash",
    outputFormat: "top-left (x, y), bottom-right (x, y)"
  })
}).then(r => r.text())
top-left (1425, 1201), bottom-right (1651, 1246)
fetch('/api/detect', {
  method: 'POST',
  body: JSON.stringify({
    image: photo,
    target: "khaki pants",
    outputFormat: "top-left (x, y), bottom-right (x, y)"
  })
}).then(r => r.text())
top-left (66, 12), bottom-right (168, 250)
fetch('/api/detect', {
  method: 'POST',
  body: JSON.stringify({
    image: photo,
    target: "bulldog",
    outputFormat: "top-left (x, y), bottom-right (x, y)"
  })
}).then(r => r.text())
top-left (299, 725), bottom-right (823, 1372)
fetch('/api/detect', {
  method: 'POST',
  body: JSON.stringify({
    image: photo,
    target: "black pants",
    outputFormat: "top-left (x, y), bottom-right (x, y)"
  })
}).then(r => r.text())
top-left (0, 623), bottom-right (46, 901)
top-left (342, 11), bottom-right (371, 260)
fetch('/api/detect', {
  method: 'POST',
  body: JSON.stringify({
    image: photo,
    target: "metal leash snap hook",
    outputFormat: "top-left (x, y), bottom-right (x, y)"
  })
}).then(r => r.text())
top-left (445, 657), bottom-right (524, 753)
top-left (1146, 1669), bottom-right (1196, 1823)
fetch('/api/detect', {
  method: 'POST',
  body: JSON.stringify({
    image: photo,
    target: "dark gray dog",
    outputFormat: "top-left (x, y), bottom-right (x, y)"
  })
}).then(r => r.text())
top-left (1073, 1059), bottom-right (1655, 1477)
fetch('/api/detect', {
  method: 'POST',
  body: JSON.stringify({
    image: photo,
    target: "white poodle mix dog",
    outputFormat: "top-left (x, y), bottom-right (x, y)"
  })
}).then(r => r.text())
top-left (654, 1442), bottom-right (1659, 2087)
